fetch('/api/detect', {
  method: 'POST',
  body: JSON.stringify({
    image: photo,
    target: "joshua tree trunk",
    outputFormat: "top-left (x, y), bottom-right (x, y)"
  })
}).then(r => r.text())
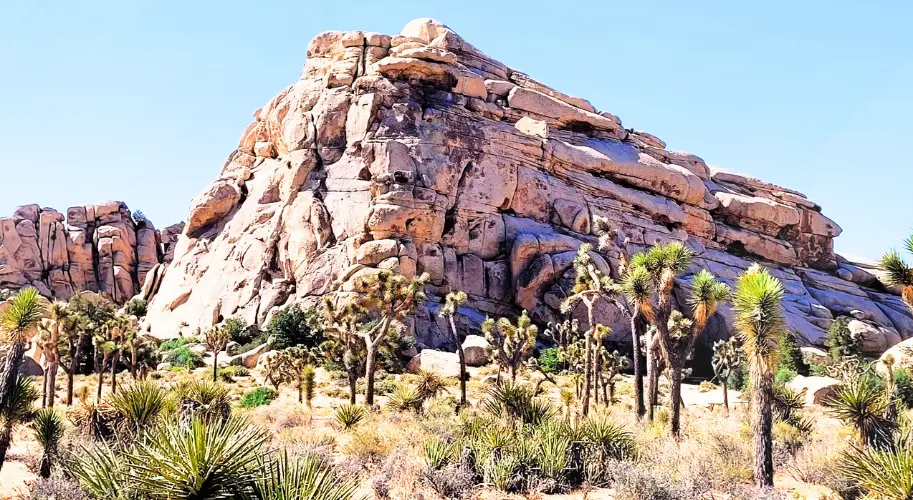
top-left (364, 318), bottom-right (392, 406)
top-left (630, 312), bottom-right (646, 419)
top-left (96, 355), bottom-right (106, 402)
top-left (297, 375), bottom-right (303, 404)
top-left (669, 363), bottom-right (683, 437)
top-left (646, 330), bottom-right (655, 421)
top-left (347, 367), bottom-right (357, 405)
top-left (41, 364), bottom-right (49, 408)
top-left (0, 342), bottom-right (26, 410)
top-left (609, 381), bottom-right (615, 405)
top-left (110, 351), bottom-right (120, 394)
top-left (0, 425), bottom-right (12, 472)
top-left (66, 331), bottom-right (85, 406)
top-left (582, 300), bottom-right (594, 416)
top-left (722, 380), bottom-right (729, 414)
top-left (38, 451), bottom-right (51, 478)
top-left (594, 349), bottom-right (601, 405)
top-left (448, 315), bottom-right (467, 410)
top-left (45, 354), bottom-right (58, 408)
top-left (131, 347), bottom-right (138, 380)
top-left (753, 373), bottom-right (775, 487)
top-left (212, 351), bottom-right (219, 382)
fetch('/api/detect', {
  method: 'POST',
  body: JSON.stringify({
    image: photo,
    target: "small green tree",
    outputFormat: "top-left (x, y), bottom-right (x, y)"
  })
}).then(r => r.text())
top-left (266, 306), bottom-right (323, 350)
top-left (712, 337), bottom-right (743, 414)
top-left (355, 270), bottom-right (429, 406)
top-left (440, 291), bottom-right (468, 409)
top-left (204, 325), bottom-right (230, 382)
top-left (482, 310), bottom-right (538, 382)
top-left (62, 292), bottom-right (115, 406)
top-left (826, 317), bottom-right (862, 360)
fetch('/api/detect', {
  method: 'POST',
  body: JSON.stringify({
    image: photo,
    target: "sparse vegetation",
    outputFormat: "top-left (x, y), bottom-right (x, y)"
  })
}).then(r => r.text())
top-left (240, 387), bottom-right (279, 408)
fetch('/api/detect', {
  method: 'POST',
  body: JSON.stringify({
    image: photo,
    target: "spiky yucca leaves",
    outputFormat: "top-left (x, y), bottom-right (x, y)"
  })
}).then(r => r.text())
top-left (387, 384), bottom-right (424, 413)
top-left (484, 381), bottom-right (556, 425)
top-left (416, 369), bottom-right (449, 401)
top-left (424, 438), bottom-right (457, 470)
top-left (839, 433), bottom-right (913, 500)
top-left (252, 449), bottom-right (361, 500)
top-left (334, 404), bottom-right (366, 430)
top-left (31, 408), bottom-right (64, 477)
top-left (0, 375), bottom-right (39, 471)
top-left (688, 269), bottom-right (732, 330)
top-left (440, 290), bottom-right (469, 408)
top-left (127, 416), bottom-right (267, 499)
top-left (827, 375), bottom-right (897, 449)
top-left (302, 365), bottom-right (316, 409)
top-left (0, 288), bottom-right (45, 429)
top-left (355, 270), bottom-right (430, 405)
top-left (66, 442), bottom-right (129, 499)
top-left (881, 233), bottom-right (913, 311)
top-left (173, 379), bottom-right (231, 426)
top-left (110, 380), bottom-right (169, 434)
top-left (204, 324), bottom-right (230, 382)
top-left (712, 337), bottom-right (743, 412)
top-left (733, 264), bottom-right (786, 488)
top-left (482, 311), bottom-right (538, 382)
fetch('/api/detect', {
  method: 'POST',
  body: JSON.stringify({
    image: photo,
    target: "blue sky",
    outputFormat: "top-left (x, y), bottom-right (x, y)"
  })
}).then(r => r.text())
top-left (1, 1), bottom-right (910, 260)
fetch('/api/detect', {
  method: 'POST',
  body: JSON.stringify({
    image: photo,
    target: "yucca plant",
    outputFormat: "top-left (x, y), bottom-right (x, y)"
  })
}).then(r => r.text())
top-left (31, 408), bottom-right (64, 478)
top-left (302, 365), bottom-right (316, 408)
top-left (110, 380), bottom-right (169, 434)
top-left (66, 442), bottom-right (131, 499)
top-left (252, 448), bottom-right (361, 500)
top-left (386, 385), bottom-right (423, 413)
top-left (424, 438), bottom-right (456, 470)
top-left (840, 434), bottom-right (913, 500)
top-left (733, 264), bottom-right (786, 488)
top-left (827, 375), bottom-right (897, 449)
top-left (0, 375), bottom-right (39, 470)
top-left (484, 381), bottom-right (555, 425)
top-left (415, 369), bottom-right (449, 401)
top-left (880, 233), bottom-right (913, 312)
top-left (173, 378), bottom-right (231, 426)
top-left (334, 404), bottom-right (366, 430)
top-left (127, 416), bottom-right (267, 499)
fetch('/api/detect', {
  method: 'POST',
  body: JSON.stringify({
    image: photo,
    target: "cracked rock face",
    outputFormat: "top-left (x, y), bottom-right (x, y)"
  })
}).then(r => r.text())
top-left (143, 18), bottom-right (911, 354)
top-left (0, 202), bottom-right (183, 303)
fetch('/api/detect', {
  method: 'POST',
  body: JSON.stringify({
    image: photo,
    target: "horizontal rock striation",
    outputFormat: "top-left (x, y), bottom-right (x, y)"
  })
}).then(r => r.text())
top-left (0, 201), bottom-right (183, 303)
top-left (144, 18), bottom-right (910, 352)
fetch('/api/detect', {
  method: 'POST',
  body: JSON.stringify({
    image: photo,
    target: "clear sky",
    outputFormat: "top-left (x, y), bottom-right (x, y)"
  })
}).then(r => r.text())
top-left (2, 1), bottom-right (910, 260)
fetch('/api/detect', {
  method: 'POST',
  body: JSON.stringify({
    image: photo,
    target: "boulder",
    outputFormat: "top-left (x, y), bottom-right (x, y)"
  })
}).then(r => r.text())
top-left (406, 349), bottom-right (460, 378)
top-left (787, 375), bottom-right (841, 406)
top-left (239, 343), bottom-right (273, 369)
top-left (461, 335), bottom-right (490, 366)
top-left (880, 337), bottom-right (913, 372)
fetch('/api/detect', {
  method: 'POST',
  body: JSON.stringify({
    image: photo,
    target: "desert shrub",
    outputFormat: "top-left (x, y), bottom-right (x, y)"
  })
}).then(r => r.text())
top-left (422, 464), bottom-right (476, 499)
top-left (168, 346), bottom-right (203, 368)
top-left (728, 362), bottom-right (749, 391)
top-left (608, 459), bottom-right (703, 500)
top-left (697, 380), bottom-right (716, 392)
top-left (376, 374), bottom-right (397, 395)
top-left (125, 298), bottom-right (147, 318)
top-left (223, 316), bottom-right (257, 345)
top-left (774, 365), bottom-right (798, 385)
top-left (267, 306), bottom-right (323, 350)
top-left (334, 404), bottom-right (366, 430)
top-left (779, 330), bottom-right (810, 376)
top-left (342, 424), bottom-right (390, 465)
top-left (240, 387), bottom-right (278, 408)
top-left (25, 474), bottom-right (88, 500)
top-left (387, 385), bottom-right (424, 413)
top-left (840, 435), bottom-right (913, 500)
top-left (218, 365), bottom-right (250, 381)
top-left (159, 337), bottom-right (192, 352)
top-left (538, 347), bottom-right (561, 373)
top-left (894, 368), bottom-right (913, 409)
top-left (827, 317), bottom-right (862, 359)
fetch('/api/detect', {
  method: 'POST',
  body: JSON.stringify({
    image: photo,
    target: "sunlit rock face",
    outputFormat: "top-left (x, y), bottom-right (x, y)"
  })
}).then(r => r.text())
top-left (0, 201), bottom-right (182, 303)
top-left (143, 18), bottom-right (910, 354)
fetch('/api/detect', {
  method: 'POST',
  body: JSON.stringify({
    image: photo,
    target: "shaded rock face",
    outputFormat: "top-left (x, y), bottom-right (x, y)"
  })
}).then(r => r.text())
top-left (144, 18), bottom-right (912, 353)
top-left (0, 201), bottom-right (183, 303)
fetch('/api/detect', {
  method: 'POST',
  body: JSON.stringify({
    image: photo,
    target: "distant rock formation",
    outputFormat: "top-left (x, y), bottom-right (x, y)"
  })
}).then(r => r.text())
top-left (143, 18), bottom-right (911, 354)
top-left (0, 201), bottom-right (183, 303)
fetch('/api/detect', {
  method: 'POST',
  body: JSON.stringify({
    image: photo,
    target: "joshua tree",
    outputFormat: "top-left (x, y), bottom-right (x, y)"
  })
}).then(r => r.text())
top-left (36, 301), bottom-right (69, 408)
top-left (301, 365), bottom-right (316, 409)
top-left (204, 325), bottom-right (230, 382)
top-left (62, 292), bottom-right (114, 405)
top-left (712, 337), bottom-right (743, 414)
top-left (355, 270), bottom-right (429, 406)
top-left (94, 314), bottom-right (131, 399)
top-left (0, 376), bottom-right (39, 471)
top-left (621, 263), bottom-right (653, 420)
top-left (880, 232), bottom-right (913, 312)
top-left (562, 244), bottom-right (626, 416)
top-left (482, 310), bottom-right (538, 382)
top-left (733, 264), bottom-right (786, 488)
top-left (440, 291), bottom-right (469, 409)
top-left (31, 408), bottom-right (63, 477)
top-left (320, 297), bottom-right (367, 404)
top-left (0, 288), bottom-right (45, 412)
top-left (279, 346), bottom-right (319, 404)
top-left (599, 349), bottom-right (627, 405)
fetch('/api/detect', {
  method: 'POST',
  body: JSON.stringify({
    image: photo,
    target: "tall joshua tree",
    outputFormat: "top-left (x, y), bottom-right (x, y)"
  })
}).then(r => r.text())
top-left (482, 310), bottom-right (537, 382)
top-left (0, 288), bottom-right (45, 412)
top-left (621, 263), bottom-right (653, 420)
top-left (204, 325), bottom-right (230, 382)
top-left (356, 270), bottom-right (429, 406)
top-left (562, 243), bottom-right (626, 416)
top-left (37, 301), bottom-right (69, 408)
top-left (880, 232), bottom-right (913, 312)
top-left (320, 297), bottom-right (366, 404)
top-left (440, 291), bottom-right (469, 409)
top-left (733, 264), bottom-right (786, 488)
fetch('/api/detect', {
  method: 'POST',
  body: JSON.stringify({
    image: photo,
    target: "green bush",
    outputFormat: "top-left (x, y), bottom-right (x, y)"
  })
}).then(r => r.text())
top-left (125, 298), bottom-right (148, 318)
top-left (168, 346), bottom-right (203, 368)
top-left (894, 368), bottom-right (913, 409)
top-left (826, 317), bottom-right (861, 359)
top-left (267, 306), bottom-right (324, 350)
top-left (219, 365), bottom-right (251, 381)
top-left (775, 366), bottom-right (798, 385)
top-left (780, 330), bottom-right (809, 376)
top-left (224, 317), bottom-right (258, 345)
top-left (160, 338), bottom-right (193, 352)
top-left (728, 363), bottom-right (749, 391)
top-left (538, 348), bottom-right (561, 374)
top-left (240, 387), bottom-right (278, 409)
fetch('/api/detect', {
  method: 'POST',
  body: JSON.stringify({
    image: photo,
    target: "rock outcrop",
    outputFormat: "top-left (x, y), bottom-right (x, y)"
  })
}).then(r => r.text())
top-left (144, 18), bottom-right (913, 354)
top-left (0, 201), bottom-right (183, 303)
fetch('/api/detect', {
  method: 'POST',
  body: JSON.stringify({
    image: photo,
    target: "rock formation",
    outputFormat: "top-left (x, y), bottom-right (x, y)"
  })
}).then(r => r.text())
top-left (143, 18), bottom-right (912, 354)
top-left (0, 201), bottom-right (183, 303)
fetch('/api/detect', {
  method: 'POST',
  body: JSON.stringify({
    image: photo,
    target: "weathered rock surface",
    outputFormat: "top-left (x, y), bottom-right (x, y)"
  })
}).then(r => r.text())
top-left (787, 375), bottom-right (841, 406)
top-left (407, 349), bottom-right (461, 377)
top-left (142, 18), bottom-right (912, 354)
top-left (0, 202), bottom-right (183, 303)
top-left (462, 334), bottom-right (491, 366)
